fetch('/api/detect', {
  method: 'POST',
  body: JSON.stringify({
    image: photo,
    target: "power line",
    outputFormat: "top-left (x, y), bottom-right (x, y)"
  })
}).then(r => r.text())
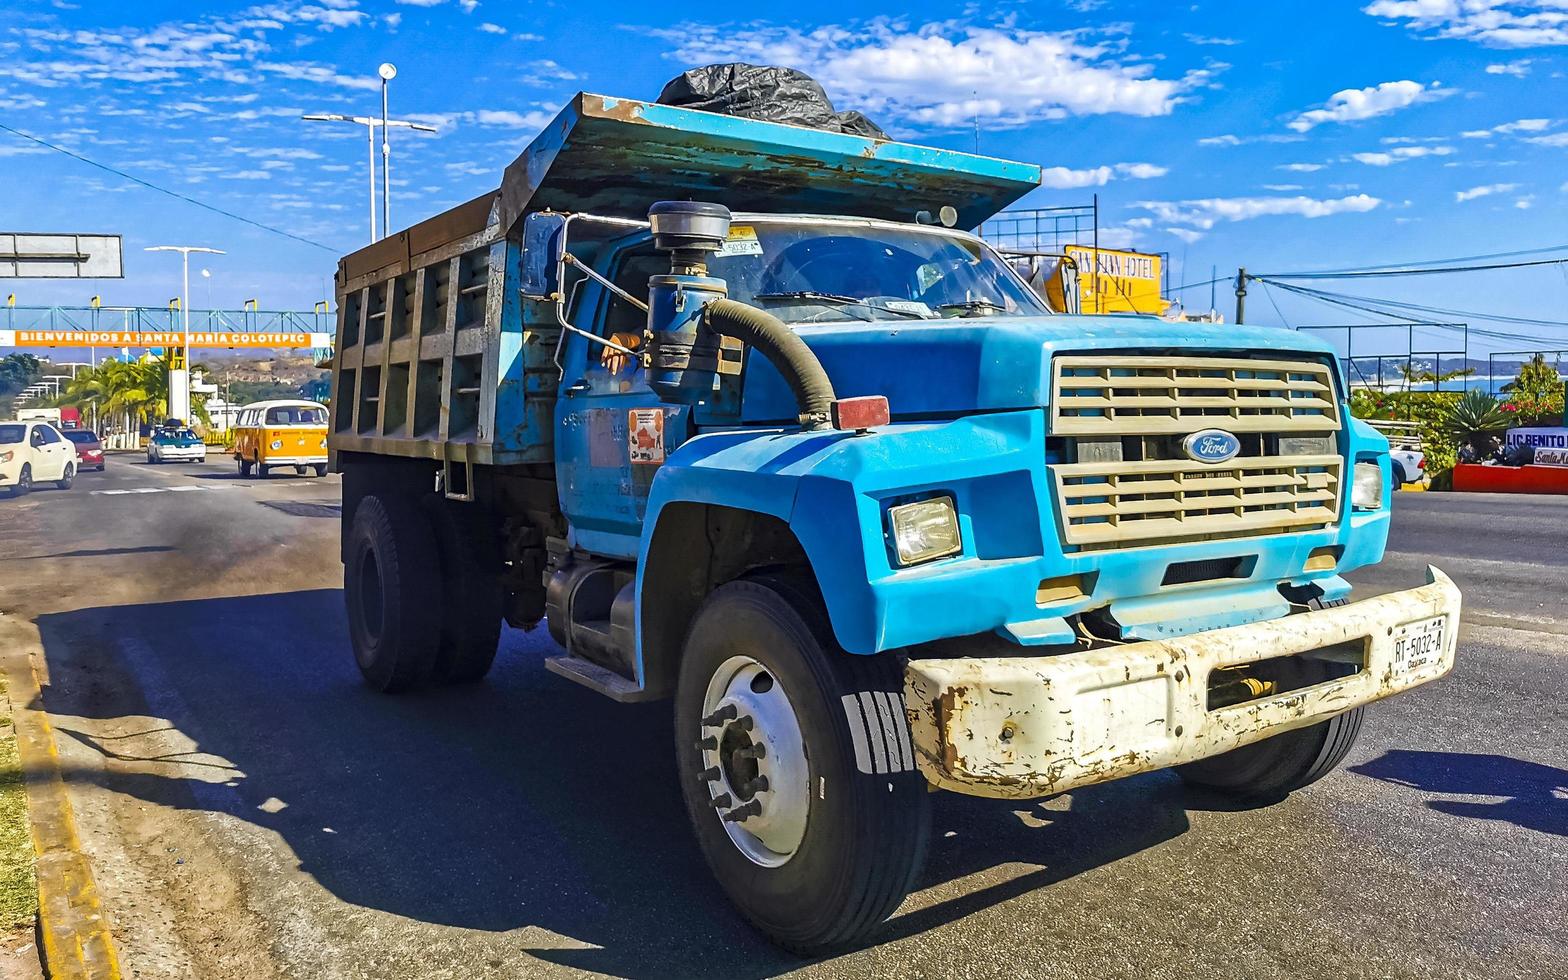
top-left (0, 122), bottom-right (338, 253)
top-left (1258, 278), bottom-right (1567, 345)
top-left (1249, 240), bottom-right (1568, 278)
top-left (1257, 255), bottom-right (1568, 280)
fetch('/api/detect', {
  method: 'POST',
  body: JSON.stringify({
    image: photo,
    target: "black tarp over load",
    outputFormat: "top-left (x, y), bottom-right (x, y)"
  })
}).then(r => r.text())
top-left (656, 63), bottom-right (888, 139)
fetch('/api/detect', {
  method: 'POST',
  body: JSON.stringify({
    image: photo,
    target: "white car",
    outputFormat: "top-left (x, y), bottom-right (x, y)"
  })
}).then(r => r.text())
top-left (147, 427), bottom-right (208, 464)
top-left (1390, 448), bottom-right (1426, 486)
top-left (0, 420), bottom-right (78, 496)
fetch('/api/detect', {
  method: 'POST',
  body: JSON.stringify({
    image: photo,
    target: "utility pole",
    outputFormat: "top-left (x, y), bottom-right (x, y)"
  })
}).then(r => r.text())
top-left (145, 245), bottom-right (225, 424)
top-left (1234, 267), bottom-right (1247, 325)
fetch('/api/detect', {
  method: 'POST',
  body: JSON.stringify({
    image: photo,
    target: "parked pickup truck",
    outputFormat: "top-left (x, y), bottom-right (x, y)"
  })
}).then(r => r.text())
top-left (327, 91), bottom-right (1461, 952)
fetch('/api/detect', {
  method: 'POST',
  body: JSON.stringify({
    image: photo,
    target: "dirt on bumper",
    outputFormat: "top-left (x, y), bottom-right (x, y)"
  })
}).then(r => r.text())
top-left (904, 567), bottom-right (1462, 799)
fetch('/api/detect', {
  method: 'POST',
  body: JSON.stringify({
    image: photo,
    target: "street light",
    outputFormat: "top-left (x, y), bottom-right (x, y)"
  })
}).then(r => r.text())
top-left (145, 245), bottom-right (225, 424)
top-left (379, 63), bottom-right (397, 238)
top-left (303, 104), bottom-right (436, 244)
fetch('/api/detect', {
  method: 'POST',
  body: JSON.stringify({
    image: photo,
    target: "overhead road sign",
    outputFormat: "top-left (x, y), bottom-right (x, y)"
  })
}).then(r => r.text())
top-left (0, 330), bottom-right (332, 349)
top-left (0, 233), bottom-right (123, 278)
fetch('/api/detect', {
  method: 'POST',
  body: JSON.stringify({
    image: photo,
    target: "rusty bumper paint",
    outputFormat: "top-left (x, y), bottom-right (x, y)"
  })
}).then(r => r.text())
top-left (904, 566), bottom-right (1462, 799)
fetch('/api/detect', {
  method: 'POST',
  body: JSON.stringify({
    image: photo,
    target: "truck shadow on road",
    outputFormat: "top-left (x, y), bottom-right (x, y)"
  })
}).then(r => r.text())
top-left (1350, 750), bottom-right (1568, 837)
top-left (36, 590), bottom-right (1206, 978)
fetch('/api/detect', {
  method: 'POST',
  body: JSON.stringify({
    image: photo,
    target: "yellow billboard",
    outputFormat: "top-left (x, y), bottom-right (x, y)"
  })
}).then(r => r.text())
top-left (1062, 246), bottom-right (1165, 315)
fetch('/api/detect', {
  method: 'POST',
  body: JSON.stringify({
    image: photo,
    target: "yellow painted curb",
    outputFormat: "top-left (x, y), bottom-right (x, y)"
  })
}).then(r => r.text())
top-left (0, 618), bottom-right (122, 980)
top-left (1397, 482), bottom-right (1429, 492)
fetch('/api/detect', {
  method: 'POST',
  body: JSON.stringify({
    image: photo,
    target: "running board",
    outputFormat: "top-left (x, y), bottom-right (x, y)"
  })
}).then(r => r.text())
top-left (544, 654), bottom-right (659, 703)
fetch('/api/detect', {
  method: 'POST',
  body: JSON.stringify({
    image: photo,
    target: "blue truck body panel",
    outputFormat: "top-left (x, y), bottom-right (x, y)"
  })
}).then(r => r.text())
top-left (497, 93), bottom-right (1042, 235)
top-left (634, 408), bottom-right (1390, 671)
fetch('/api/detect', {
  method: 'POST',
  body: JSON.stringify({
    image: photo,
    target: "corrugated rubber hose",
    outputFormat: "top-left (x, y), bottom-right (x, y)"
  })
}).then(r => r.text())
top-left (704, 298), bottom-right (837, 430)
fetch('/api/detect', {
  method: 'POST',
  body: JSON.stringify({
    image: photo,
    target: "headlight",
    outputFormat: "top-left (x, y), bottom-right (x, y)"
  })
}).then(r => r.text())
top-left (1352, 461), bottom-right (1383, 510)
top-left (0, 451), bottom-right (11, 463)
top-left (888, 495), bottom-right (962, 566)
top-left (270, 440), bottom-right (283, 450)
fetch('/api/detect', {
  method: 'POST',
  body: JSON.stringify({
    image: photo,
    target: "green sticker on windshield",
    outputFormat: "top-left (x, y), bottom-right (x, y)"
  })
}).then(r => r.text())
top-left (916, 262), bottom-right (943, 293)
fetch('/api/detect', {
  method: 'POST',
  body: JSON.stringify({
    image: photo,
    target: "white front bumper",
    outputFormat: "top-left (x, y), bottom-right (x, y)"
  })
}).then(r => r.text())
top-left (155, 448), bottom-right (205, 460)
top-left (905, 567), bottom-right (1462, 799)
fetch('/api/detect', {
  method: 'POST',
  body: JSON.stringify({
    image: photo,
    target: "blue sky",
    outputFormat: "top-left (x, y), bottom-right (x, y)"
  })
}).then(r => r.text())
top-left (4, 0), bottom-right (1568, 359)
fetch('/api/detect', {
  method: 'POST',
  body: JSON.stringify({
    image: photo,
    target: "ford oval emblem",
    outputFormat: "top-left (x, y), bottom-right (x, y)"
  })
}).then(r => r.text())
top-left (1182, 429), bottom-right (1241, 464)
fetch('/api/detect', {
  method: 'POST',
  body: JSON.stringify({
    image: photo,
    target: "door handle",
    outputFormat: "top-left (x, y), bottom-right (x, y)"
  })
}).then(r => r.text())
top-left (565, 380), bottom-right (591, 395)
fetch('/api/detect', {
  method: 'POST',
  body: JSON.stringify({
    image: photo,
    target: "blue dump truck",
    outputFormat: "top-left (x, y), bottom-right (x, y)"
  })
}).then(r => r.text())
top-left (328, 91), bottom-right (1462, 952)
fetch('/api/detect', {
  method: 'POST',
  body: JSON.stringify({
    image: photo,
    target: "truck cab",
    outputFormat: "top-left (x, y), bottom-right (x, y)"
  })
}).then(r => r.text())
top-left (327, 91), bottom-right (1461, 953)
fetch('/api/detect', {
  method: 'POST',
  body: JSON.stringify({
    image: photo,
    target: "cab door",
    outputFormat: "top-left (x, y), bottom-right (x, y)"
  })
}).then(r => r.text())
top-left (32, 425), bottom-right (70, 479)
top-left (553, 247), bottom-right (691, 560)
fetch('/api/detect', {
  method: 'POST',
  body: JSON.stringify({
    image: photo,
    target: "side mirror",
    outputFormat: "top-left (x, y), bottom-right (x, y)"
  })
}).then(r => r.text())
top-left (519, 212), bottom-right (567, 299)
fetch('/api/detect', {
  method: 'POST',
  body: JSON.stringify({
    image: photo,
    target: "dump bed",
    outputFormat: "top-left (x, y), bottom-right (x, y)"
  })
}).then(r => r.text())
top-left (327, 92), bottom-right (1041, 467)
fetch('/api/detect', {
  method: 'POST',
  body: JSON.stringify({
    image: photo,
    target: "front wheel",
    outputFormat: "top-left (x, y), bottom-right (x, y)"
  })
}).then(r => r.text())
top-left (312, 463), bottom-right (328, 478)
top-left (55, 463), bottom-right (74, 490)
top-left (675, 577), bottom-right (929, 954)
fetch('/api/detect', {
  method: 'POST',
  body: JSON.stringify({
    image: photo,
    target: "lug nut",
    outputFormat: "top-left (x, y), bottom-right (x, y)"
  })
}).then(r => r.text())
top-left (733, 714), bottom-right (754, 732)
top-left (702, 705), bottom-right (738, 727)
top-left (699, 766), bottom-right (721, 782)
top-left (696, 736), bottom-right (717, 751)
top-left (710, 793), bottom-right (732, 809)
top-left (748, 775), bottom-right (770, 793)
top-left (722, 800), bottom-right (762, 823)
top-left (736, 743), bottom-right (766, 761)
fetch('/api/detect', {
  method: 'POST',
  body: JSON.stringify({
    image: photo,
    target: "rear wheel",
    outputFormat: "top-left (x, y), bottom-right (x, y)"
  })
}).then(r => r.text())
top-left (237, 456), bottom-right (252, 477)
top-left (343, 494), bottom-right (442, 692)
top-left (675, 577), bottom-right (929, 954)
top-left (421, 495), bottom-right (503, 683)
top-left (256, 460), bottom-right (269, 478)
top-left (55, 463), bottom-right (74, 490)
top-left (312, 463), bottom-right (328, 478)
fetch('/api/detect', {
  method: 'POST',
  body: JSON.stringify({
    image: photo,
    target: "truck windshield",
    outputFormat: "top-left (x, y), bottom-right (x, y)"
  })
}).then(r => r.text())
top-left (711, 220), bottom-right (1047, 324)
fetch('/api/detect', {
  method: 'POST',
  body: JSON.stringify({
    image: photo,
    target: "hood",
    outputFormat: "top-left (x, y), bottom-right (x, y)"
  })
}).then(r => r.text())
top-left (737, 315), bottom-right (1342, 424)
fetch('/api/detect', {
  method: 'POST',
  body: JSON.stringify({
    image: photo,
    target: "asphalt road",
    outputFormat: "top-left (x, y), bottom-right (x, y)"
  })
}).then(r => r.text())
top-left (0, 459), bottom-right (1563, 979)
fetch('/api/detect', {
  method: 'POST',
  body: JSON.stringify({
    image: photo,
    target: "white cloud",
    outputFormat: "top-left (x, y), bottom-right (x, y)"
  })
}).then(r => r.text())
top-left (1464, 117), bottom-right (1553, 138)
top-left (1366, 2), bottom-right (1568, 47)
top-left (1486, 58), bottom-right (1533, 76)
top-left (1280, 162), bottom-right (1326, 172)
top-left (1041, 165), bottom-right (1113, 188)
top-left (1165, 227), bottom-right (1206, 243)
top-left (1288, 80), bottom-right (1454, 132)
top-left (1527, 131), bottom-right (1568, 146)
top-left (1039, 162), bottom-right (1168, 188)
top-left (1515, 195), bottom-right (1535, 208)
top-left (469, 108), bottom-right (554, 128)
top-left (652, 21), bottom-right (1209, 129)
top-left (1197, 133), bottom-right (1304, 147)
top-left (226, 169), bottom-right (272, 180)
top-left (1134, 194), bottom-right (1383, 230)
top-left (1183, 34), bottom-right (1241, 45)
top-left (1350, 145), bottom-right (1455, 165)
top-left (1454, 182), bottom-right (1519, 202)
top-left (478, 22), bottom-right (506, 34)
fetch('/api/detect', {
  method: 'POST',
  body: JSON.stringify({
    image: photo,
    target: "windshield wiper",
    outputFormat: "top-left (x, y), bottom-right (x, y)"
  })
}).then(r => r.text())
top-left (936, 298), bottom-right (1005, 316)
top-left (754, 291), bottom-right (928, 320)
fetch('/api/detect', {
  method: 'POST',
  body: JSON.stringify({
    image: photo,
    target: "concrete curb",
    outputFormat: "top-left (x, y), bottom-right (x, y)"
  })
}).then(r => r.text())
top-left (0, 618), bottom-right (121, 980)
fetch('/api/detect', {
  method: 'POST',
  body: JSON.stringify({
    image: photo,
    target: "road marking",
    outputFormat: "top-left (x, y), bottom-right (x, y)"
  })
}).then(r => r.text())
top-left (92, 485), bottom-right (239, 496)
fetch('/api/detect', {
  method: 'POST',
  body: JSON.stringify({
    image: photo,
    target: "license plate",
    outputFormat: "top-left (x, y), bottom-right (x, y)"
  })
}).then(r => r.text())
top-left (1392, 616), bottom-right (1446, 674)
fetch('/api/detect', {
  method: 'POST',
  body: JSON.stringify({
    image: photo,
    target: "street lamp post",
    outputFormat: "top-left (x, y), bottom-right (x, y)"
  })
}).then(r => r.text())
top-left (303, 100), bottom-right (435, 244)
top-left (380, 63), bottom-right (397, 238)
top-left (145, 245), bottom-right (225, 425)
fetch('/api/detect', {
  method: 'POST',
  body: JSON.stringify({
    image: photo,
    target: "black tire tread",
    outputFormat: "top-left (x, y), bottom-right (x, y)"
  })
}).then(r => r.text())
top-left (345, 493), bottom-right (442, 692)
top-left (420, 495), bottom-right (503, 684)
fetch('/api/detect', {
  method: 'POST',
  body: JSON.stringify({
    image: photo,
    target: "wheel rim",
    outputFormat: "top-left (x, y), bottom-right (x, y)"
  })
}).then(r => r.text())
top-left (19, 468), bottom-right (30, 491)
top-left (698, 655), bottom-right (810, 867)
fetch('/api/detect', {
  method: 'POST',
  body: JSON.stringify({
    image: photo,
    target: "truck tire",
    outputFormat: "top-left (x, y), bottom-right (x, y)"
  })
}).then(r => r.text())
top-left (1175, 598), bottom-right (1364, 802)
top-left (420, 495), bottom-right (503, 683)
top-left (674, 577), bottom-right (930, 954)
top-left (344, 493), bottom-right (442, 692)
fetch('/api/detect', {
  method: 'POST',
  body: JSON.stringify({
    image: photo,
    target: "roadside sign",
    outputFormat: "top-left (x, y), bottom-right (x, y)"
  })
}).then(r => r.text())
top-left (1062, 245), bottom-right (1165, 315)
top-left (0, 330), bottom-right (332, 349)
top-left (0, 233), bottom-right (123, 278)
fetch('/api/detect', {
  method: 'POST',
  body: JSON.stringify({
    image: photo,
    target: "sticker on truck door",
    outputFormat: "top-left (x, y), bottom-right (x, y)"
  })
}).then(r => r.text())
top-left (628, 408), bottom-right (665, 464)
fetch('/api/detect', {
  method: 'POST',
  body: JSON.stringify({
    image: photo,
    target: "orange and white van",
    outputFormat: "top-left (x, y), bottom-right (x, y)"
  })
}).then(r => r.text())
top-left (233, 400), bottom-right (329, 477)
